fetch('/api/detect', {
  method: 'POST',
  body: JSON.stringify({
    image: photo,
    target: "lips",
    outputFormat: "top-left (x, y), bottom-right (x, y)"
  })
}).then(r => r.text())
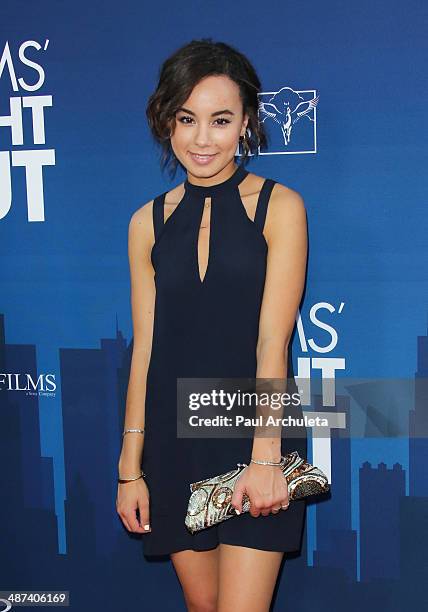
top-left (189, 152), bottom-right (218, 165)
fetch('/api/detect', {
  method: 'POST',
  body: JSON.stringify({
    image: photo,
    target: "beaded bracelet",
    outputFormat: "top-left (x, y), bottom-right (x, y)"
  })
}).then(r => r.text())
top-left (122, 428), bottom-right (145, 437)
top-left (250, 455), bottom-right (286, 467)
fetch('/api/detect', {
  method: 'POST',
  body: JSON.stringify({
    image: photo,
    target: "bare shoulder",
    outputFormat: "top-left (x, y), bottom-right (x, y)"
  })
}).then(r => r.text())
top-left (128, 197), bottom-right (155, 257)
top-left (129, 196), bottom-right (154, 231)
top-left (269, 182), bottom-right (306, 217)
top-left (265, 181), bottom-right (306, 236)
top-left (245, 171), bottom-right (306, 227)
top-left (246, 171), bottom-right (305, 209)
top-left (260, 180), bottom-right (307, 245)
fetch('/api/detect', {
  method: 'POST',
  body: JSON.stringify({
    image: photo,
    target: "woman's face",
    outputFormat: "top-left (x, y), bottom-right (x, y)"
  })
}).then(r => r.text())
top-left (170, 75), bottom-right (249, 182)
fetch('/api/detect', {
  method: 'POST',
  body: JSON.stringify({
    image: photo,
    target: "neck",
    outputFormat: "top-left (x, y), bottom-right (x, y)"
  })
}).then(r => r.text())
top-left (184, 163), bottom-right (248, 196)
top-left (186, 163), bottom-right (239, 189)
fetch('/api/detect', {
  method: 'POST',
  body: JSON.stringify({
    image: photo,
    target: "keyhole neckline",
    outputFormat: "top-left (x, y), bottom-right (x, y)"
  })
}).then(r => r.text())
top-left (184, 163), bottom-right (248, 196)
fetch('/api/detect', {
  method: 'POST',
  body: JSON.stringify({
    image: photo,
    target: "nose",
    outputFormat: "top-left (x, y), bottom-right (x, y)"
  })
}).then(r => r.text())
top-left (194, 125), bottom-right (212, 147)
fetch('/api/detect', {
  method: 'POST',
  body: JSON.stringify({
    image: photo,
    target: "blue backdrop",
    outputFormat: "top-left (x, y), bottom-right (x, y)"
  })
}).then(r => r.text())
top-left (1, 0), bottom-right (427, 610)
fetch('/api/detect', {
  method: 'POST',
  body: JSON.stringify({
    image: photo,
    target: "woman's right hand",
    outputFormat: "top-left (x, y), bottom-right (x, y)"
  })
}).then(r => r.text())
top-left (116, 477), bottom-right (151, 534)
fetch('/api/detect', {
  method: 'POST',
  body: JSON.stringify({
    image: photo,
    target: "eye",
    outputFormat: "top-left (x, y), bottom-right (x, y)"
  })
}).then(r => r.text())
top-left (177, 115), bottom-right (194, 124)
top-left (214, 117), bottom-right (231, 126)
top-left (176, 115), bottom-right (231, 126)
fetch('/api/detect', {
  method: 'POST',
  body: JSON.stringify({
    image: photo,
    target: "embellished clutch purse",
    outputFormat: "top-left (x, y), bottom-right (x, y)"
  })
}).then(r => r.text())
top-left (185, 450), bottom-right (329, 534)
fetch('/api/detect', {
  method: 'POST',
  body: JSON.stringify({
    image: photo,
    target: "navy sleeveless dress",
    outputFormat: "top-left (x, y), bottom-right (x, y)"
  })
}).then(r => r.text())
top-left (141, 163), bottom-right (307, 557)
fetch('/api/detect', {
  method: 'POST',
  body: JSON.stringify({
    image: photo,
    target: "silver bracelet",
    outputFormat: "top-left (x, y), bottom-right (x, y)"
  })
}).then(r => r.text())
top-left (122, 428), bottom-right (145, 437)
top-left (250, 455), bottom-right (285, 467)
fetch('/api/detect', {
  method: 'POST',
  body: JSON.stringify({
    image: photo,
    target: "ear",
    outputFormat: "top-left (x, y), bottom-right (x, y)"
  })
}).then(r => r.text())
top-left (240, 111), bottom-right (250, 137)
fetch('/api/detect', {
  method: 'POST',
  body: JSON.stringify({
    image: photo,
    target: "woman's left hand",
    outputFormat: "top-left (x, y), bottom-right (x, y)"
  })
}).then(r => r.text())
top-left (231, 462), bottom-right (290, 517)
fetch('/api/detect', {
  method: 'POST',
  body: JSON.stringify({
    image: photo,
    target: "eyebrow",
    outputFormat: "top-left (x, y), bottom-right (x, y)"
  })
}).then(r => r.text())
top-left (176, 107), bottom-right (235, 117)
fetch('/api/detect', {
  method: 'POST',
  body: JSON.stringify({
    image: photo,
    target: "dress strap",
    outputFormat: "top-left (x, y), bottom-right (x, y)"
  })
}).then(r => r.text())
top-left (152, 193), bottom-right (166, 241)
top-left (254, 178), bottom-right (276, 232)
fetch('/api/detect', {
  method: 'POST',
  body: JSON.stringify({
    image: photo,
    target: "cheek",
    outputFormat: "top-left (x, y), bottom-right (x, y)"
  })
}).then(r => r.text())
top-left (171, 124), bottom-right (240, 150)
top-left (171, 126), bottom-right (191, 148)
top-left (214, 127), bottom-right (241, 147)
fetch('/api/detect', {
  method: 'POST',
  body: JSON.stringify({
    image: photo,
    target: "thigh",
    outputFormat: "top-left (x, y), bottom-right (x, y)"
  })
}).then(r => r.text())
top-left (171, 547), bottom-right (220, 610)
top-left (217, 543), bottom-right (284, 612)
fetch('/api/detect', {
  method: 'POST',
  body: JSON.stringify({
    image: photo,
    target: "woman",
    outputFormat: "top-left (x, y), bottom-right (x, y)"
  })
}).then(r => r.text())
top-left (117, 39), bottom-right (308, 611)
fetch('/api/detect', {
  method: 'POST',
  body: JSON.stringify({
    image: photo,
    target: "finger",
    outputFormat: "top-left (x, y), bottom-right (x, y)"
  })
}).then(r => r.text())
top-left (116, 489), bottom-right (135, 532)
top-left (116, 499), bottom-right (133, 532)
top-left (125, 507), bottom-right (144, 533)
top-left (118, 512), bottom-right (132, 532)
top-left (231, 484), bottom-right (245, 514)
top-left (138, 498), bottom-right (151, 533)
top-left (249, 499), bottom-right (261, 518)
top-left (281, 492), bottom-right (289, 505)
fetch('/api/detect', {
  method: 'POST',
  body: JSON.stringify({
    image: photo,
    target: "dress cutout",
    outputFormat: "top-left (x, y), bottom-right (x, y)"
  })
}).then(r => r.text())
top-left (142, 163), bottom-right (307, 556)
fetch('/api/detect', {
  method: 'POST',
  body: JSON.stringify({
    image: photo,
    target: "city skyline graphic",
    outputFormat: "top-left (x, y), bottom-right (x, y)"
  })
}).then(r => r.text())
top-left (1, 311), bottom-right (426, 610)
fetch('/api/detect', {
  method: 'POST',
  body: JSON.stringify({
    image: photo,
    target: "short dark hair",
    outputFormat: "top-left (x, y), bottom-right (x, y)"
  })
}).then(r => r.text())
top-left (146, 38), bottom-right (267, 178)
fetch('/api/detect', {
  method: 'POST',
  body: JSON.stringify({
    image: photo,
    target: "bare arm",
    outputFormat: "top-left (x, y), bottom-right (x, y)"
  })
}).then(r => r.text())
top-left (251, 184), bottom-right (308, 462)
top-left (118, 200), bottom-right (156, 477)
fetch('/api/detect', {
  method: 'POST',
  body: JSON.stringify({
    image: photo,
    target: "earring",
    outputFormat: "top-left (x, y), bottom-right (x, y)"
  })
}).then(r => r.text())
top-left (240, 130), bottom-right (249, 155)
top-left (241, 127), bottom-right (251, 142)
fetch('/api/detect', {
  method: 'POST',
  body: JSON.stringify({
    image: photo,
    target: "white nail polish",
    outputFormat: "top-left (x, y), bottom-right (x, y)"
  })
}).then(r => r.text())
top-left (144, 524), bottom-right (150, 530)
